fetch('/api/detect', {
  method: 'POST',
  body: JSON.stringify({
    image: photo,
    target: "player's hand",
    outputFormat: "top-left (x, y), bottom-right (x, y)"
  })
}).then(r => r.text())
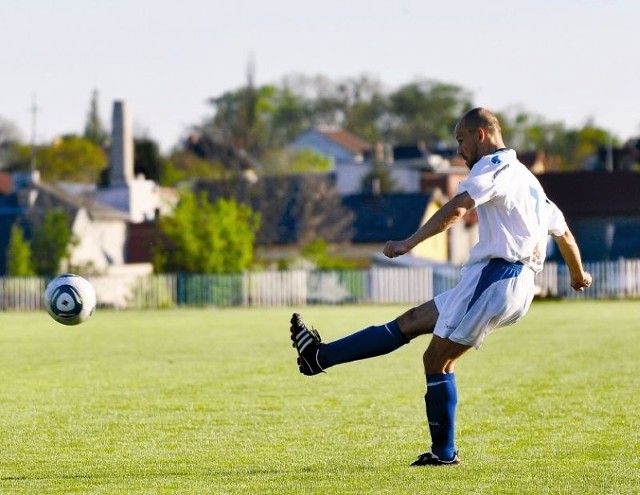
top-left (571, 272), bottom-right (592, 292)
top-left (383, 240), bottom-right (412, 259)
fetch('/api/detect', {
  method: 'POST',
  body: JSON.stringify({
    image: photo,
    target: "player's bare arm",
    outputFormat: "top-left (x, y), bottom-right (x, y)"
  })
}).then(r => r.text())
top-left (383, 192), bottom-right (475, 259)
top-left (552, 228), bottom-right (592, 291)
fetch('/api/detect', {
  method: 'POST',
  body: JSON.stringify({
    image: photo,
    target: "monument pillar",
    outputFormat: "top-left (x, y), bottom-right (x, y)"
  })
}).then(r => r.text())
top-left (110, 101), bottom-right (134, 186)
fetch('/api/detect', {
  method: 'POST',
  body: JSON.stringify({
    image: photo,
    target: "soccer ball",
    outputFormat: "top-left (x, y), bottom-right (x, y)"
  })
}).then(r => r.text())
top-left (44, 274), bottom-right (96, 326)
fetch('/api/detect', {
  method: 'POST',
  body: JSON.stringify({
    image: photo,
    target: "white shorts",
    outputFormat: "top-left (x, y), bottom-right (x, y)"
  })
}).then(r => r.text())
top-left (434, 258), bottom-right (536, 349)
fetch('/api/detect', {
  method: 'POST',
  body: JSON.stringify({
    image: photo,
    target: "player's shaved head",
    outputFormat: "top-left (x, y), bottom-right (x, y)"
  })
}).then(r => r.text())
top-left (457, 107), bottom-right (502, 137)
top-left (455, 107), bottom-right (506, 168)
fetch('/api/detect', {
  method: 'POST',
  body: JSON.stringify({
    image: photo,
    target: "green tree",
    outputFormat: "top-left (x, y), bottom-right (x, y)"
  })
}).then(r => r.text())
top-left (344, 93), bottom-right (388, 144)
top-left (262, 148), bottom-right (332, 175)
top-left (31, 209), bottom-right (75, 276)
top-left (562, 122), bottom-right (611, 170)
top-left (154, 191), bottom-right (260, 274)
top-left (200, 74), bottom-right (386, 162)
top-left (168, 150), bottom-right (225, 182)
top-left (500, 109), bottom-right (616, 171)
top-left (83, 90), bottom-right (108, 147)
top-left (268, 85), bottom-right (313, 147)
top-left (361, 163), bottom-right (397, 194)
top-left (388, 80), bottom-right (473, 146)
top-left (498, 109), bottom-right (547, 151)
top-left (195, 72), bottom-right (623, 175)
top-left (37, 135), bottom-right (108, 183)
top-left (4, 143), bottom-right (31, 172)
top-left (134, 137), bottom-right (166, 183)
top-left (319, 74), bottom-right (388, 143)
top-left (5, 224), bottom-right (34, 276)
top-left (197, 74), bottom-right (476, 162)
top-left (302, 238), bottom-right (355, 270)
top-left (204, 83), bottom-right (278, 159)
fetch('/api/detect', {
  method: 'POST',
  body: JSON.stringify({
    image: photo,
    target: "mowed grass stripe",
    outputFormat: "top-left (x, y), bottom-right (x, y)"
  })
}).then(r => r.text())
top-left (0, 301), bottom-right (638, 494)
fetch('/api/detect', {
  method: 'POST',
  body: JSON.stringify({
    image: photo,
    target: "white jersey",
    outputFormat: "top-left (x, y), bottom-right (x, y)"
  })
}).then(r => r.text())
top-left (458, 149), bottom-right (567, 273)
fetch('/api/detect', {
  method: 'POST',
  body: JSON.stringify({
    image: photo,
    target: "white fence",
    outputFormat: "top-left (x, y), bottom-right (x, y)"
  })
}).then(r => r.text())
top-left (1, 259), bottom-right (639, 311)
top-left (539, 260), bottom-right (640, 299)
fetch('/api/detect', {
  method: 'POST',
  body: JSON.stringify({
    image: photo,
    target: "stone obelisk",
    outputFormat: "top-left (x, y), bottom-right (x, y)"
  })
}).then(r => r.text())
top-left (110, 101), bottom-right (134, 186)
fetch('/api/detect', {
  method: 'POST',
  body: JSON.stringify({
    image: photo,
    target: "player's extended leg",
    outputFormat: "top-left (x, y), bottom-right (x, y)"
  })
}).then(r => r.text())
top-left (412, 336), bottom-right (470, 466)
top-left (290, 300), bottom-right (439, 376)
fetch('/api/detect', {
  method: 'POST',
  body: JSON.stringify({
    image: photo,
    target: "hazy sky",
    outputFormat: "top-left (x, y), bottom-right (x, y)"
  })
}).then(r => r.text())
top-left (1, 0), bottom-right (638, 152)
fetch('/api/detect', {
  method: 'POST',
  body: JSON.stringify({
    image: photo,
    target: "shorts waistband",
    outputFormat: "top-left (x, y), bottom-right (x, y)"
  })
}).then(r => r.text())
top-left (489, 258), bottom-right (524, 267)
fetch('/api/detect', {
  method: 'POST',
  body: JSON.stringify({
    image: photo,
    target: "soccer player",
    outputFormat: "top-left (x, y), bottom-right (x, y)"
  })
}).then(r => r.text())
top-left (289, 107), bottom-right (592, 466)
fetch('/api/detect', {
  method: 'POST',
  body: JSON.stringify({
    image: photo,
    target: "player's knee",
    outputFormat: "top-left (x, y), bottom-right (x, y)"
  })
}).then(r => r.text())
top-left (397, 305), bottom-right (436, 340)
top-left (422, 347), bottom-right (448, 374)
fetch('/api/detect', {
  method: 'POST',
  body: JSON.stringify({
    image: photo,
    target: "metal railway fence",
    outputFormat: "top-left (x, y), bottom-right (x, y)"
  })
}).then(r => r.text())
top-left (1, 259), bottom-right (639, 312)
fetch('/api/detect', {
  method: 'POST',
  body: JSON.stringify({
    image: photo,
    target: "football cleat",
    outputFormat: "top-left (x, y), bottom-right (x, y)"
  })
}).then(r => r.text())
top-left (290, 313), bottom-right (324, 376)
top-left (411, 451), bottom-right (461, 466)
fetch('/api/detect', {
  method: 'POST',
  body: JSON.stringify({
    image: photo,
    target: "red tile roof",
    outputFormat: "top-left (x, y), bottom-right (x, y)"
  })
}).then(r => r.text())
top-left (318, 128), bottom-right (372, 154)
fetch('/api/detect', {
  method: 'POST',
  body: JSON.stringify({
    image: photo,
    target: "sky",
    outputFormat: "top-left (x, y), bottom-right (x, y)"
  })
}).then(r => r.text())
top-left (1, 0), bottom-right (639, 153)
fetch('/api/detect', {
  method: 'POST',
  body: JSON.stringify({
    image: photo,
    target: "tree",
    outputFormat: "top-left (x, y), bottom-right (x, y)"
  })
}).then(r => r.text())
top-left (275, 73), bottom-right (387, 143)
top-left (563, 122), bottom-right (612, 170)
top-left (301, 238), bottom-right (355, 270)
top-left (154, 191), bottom-right (260, 274)
top-left (83, 90), bottom-right (108, 147)
top-left (4, 143), bottom-right (31, 172)
top-left (36, 135), bottom-right (108, 183)
top-left (317, 74), bottom-right (388, 143)
top-left (499, 108), bottom-right (616, 171)
top-left (268, 84), bottom-right (313, 148)
top-left (5, 223), bottom-right (34, 276)
top-left (361, 163), bottom-right (397, 194)
top-left (262, 148), bottom-right (332, 175)
top-left (388, 80), bottom-right (473, 146)
top-left (288, 174), bottom-right (354, 247)
top-left (194, 72), bottom-right (623, 175)
top-left (343, 92), bottom-right (388, 144)
top-left (167, 149), bottom-right (225, 183)
top-left (203, 77), bottom-right (279, 160)
top-left (498, 108), bottom-right (548, 151)
top-left (196, 74), bottom-right (476, 164)
top-left (199, 74), bottom-right (386, 165)
top-left (134, 137), bottom-right (169, 183)
top-left (30, 209), bottom-right (76, 276)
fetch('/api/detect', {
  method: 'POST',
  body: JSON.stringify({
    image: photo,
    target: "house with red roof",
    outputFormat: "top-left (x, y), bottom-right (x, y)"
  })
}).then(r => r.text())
top-left (290, 126), bottom-right (373, 165)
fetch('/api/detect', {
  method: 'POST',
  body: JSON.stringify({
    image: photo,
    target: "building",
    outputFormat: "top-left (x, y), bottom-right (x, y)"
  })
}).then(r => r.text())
top-left (342, 192), bottom-right (448, 264)
top-left (95, 101), bottom-right (163, 223)
top-left (538, 171), bottom-right (640, 261)
top-left (290, 126), bottom-right (372, 165)
top-left (22, 181), bottom-right (130, 272)
top-left (0, 101), bottom-right (165, 277)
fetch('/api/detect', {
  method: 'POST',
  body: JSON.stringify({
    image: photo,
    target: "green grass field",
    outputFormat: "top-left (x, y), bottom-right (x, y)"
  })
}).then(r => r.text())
top-left (0, 301), bottom-right (638, 494)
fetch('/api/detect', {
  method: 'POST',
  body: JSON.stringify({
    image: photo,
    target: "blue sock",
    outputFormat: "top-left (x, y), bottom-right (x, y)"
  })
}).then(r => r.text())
top-left (317, 320), bottom-right (409, 369)
top-left (425, 373), bottom-right (457, 460)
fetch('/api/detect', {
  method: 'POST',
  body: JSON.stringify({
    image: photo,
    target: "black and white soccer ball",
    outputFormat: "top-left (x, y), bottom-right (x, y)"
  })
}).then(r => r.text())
top-left (44, 274), bottom-right (96, 326)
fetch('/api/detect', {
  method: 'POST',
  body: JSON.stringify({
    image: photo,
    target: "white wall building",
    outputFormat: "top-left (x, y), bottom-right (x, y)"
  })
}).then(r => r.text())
top-left (290, 126), bottom-right (372, 165)
top-left (95, 101), bottom-right (162, 223)
top-left (334, 162), bottom-right (422, 195)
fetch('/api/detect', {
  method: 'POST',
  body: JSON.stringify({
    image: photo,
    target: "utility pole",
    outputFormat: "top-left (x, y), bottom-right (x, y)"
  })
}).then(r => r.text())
top-left (29, 93), bottom-right (39, 172)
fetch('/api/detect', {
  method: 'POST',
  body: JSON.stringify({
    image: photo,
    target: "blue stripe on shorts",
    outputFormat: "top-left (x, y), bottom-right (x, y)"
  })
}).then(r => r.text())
top-left (467, 258), bottom-right (524, 311)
